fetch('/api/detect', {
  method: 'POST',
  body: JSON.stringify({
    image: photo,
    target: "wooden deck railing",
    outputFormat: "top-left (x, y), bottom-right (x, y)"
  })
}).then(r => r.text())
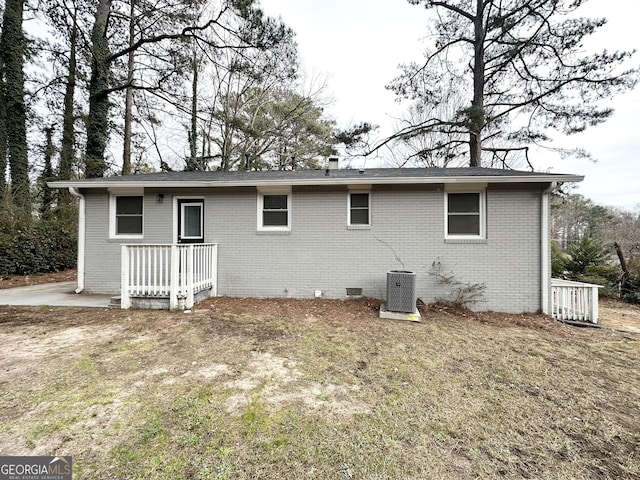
top-left (121, 243), bottom-right (218, 310)
top-left (551, 278), bottom-right (601, 323)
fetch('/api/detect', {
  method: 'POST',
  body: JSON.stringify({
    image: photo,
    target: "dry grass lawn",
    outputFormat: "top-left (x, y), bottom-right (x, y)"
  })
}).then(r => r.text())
top-left (0, 297), bottom-right (638, 479)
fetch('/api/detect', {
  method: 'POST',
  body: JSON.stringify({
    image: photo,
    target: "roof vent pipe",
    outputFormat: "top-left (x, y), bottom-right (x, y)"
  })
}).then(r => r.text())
top-left (328, 156), bottom-right (339, 170)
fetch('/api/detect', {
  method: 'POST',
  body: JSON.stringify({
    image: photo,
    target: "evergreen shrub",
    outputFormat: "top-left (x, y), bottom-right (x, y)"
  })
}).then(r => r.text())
top-left (0, 206), bottom-right (77, 277)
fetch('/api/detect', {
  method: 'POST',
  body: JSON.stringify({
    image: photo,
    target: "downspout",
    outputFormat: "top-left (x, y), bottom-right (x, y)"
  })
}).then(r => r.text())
top-left (69, 187), bottom-right (85, 293)
top-left (541, 181), bottom-right (557, 314)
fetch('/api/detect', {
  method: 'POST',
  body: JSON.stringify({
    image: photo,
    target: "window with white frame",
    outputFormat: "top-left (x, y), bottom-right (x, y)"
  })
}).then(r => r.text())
top-left (258, 190), bottom-right (291, 230)
top-left (445, 191), bottom-right (485, 238)
top-left (349, 192), bottom-right (370, 226)
top-left (178, 199), bottom-right (204, 243)
top-left (112, 195), bottom-right (143, 237)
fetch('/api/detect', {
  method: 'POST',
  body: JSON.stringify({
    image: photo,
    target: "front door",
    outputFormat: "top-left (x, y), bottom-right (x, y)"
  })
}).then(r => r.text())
top-left (177, 199), bottom-right (204, 244)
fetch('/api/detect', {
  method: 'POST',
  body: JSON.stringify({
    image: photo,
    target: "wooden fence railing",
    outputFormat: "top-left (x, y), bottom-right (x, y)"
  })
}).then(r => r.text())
top-left (551, 278), bottom-right (601, 323)
top-left (121, 243), bottom-right (218, 310)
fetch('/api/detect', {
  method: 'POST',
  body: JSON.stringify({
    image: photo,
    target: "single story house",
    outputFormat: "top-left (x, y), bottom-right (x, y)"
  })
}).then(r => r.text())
top-left (49, 166), bottom-right (584, 313)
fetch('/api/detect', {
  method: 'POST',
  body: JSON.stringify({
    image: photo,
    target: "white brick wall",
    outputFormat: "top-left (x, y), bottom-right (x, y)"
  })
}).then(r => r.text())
top-left (81, 183), bottom-right (543, 313)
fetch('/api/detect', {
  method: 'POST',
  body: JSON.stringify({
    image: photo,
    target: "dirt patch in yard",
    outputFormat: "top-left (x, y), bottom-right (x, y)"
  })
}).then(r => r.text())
top-left (598, 296), bottom-right (640, 333)
top-left (424, 302), bottom-right (573, 334)
top-left (0, 269), bottom-right (77, 289)
top-left (203, 295), bottom-right (383, 322)
top-left (426, 298), bottom-right (640, 335)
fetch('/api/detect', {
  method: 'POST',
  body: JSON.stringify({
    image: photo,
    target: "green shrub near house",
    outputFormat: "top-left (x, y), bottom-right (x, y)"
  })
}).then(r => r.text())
top-left (0, 205), bottom-right (77, 277)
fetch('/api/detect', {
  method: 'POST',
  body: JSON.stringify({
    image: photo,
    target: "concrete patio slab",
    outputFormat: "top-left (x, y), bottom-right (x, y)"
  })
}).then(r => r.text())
top-left (0, 281), bottom-right (112, 308)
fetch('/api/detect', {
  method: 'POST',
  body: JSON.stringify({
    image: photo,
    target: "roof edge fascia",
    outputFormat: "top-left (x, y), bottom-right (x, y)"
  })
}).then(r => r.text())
top-left (48, 174), bottom-right (584, 190)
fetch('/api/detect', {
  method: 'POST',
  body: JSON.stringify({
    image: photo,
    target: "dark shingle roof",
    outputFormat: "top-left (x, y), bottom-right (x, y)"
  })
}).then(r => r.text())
top-left (49, 167), bottom-right (583, 189)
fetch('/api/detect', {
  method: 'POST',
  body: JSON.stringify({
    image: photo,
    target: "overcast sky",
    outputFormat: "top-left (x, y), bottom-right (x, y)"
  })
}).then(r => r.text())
top-left (260, 0), bottom-right (640, 208)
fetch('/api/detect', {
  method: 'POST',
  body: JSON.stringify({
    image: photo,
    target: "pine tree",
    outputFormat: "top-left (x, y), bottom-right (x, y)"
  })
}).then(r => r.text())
top-left (388, 0), bottom-right (639, 168)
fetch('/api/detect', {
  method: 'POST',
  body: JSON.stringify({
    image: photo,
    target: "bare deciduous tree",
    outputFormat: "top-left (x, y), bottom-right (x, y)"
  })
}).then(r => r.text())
top-left (83, 0), bottom-right (292, 177)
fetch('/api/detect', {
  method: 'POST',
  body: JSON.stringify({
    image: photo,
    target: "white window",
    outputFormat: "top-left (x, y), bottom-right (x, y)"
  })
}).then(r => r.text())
top-left (179, 200), bottom-right (204, 243)
top-left (445, 191), bottom-right (485, 238)
top-left (349, 192), bottom-right (370, 226)
top-left (110, 195), bottom-right (143, 238)
top-left (257, 189), bottom-right (291, 231)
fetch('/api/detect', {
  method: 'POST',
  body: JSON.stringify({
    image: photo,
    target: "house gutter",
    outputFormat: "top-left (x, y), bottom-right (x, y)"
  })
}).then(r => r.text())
top-left (68, 187), bottom-right (85, 293)
top-left (541, 181), bottom-right (557, 314)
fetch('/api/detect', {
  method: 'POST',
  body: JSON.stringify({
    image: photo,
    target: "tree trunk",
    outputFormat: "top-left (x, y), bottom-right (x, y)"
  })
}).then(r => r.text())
top-left (85, 0), bottom-right (112, 178)
top-left (122, 0), bottom-right (135, 176)
top-left (614, 241), bottom-right (630, 294)
top-left (469, 0), bottom-right (485, 168)
top-left (40, 126), bottom-right (55, 218)
top-left (0, 0), bottom-right (30, 209)
top-left (0, 61), bottom-right (7, 203)
top-left (187, 46), bottom-right (199, 170)
top-left (220, 122), bottom-right (232, 171)
top-left (59, 11), bottom-right (78, 203)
